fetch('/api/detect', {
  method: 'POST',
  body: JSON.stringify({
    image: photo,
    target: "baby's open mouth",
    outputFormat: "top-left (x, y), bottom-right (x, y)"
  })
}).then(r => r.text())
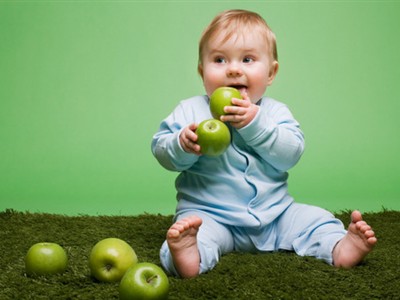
top-left (229, 85), bottom-right (247, 94)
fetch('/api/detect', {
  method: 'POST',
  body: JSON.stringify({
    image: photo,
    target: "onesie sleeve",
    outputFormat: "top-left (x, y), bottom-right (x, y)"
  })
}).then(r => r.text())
top-left (151, 101), bottom-right (200, 172)
top-left (237, 99), bottom-right (305, 171)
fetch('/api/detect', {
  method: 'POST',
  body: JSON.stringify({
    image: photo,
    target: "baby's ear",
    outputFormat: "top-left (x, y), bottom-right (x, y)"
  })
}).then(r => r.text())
top-left (267, 61), bottom-right (279, 85)
top-left (198, 64), bottom-right (204, 78)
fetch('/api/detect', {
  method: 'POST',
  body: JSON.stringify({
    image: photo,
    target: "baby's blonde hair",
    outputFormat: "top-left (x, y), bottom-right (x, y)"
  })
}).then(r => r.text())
top-left (198, 9), bottom-right (278, 66)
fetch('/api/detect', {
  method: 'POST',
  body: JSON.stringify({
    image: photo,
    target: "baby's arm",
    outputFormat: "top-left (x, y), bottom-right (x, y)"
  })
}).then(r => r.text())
top-left (238, 101), bottom-right (305, 171)
top-left (151, 104), bottom-right (200, 172)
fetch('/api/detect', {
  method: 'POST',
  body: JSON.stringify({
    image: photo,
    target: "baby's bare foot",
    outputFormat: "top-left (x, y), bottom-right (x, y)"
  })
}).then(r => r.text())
top-left (167, 215), bottom-right (202, 278)
top-left (333, 210), bottom-right (377, 268)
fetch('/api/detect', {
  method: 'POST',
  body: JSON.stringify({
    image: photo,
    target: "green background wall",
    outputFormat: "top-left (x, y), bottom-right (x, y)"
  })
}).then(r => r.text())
top-left (1, 1), bottom-right (399, 216)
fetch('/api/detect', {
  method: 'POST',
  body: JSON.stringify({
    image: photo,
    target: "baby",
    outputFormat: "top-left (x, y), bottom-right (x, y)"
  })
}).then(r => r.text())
top-left (151, 9), bottom-right (377, 278)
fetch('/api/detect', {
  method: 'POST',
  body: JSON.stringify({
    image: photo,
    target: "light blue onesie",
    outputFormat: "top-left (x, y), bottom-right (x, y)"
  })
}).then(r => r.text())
top-left (151, 95), bottom-right (346, 276)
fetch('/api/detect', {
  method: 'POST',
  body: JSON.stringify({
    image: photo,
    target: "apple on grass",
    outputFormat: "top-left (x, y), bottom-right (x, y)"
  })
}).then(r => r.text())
top-left (25, 242), bottom-right (68, 276)
top-left (196, 119), bottom-right (231, 157)
top-left (209, 86), bottom-right (243, 120)
top-left (89, 237), bottom-right (138, 283)
top-left (119, 262), bottom-right (169, 300)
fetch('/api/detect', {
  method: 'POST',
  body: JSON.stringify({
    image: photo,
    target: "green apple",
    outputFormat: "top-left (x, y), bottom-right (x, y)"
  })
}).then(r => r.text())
top-left (25, 242), bottom-right (68, 276)
top-left (89, 238), bottom-right (138, 283)
top-left (209, 86), bottom-right (242, 120)
top-left (196, 119), bottom-right (231, 156)
top-left (119, 262), bottom-right (169, 300)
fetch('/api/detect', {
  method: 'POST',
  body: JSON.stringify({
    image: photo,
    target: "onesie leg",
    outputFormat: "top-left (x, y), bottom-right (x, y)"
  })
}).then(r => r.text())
top-left (160, 211), bottom-right (234, 277)
top-left (275, 203), bottom-right (346, 264)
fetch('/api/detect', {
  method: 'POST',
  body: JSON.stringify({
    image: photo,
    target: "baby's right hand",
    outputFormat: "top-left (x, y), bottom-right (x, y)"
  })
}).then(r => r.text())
top-left (179, 123), bottom-right (201, 155)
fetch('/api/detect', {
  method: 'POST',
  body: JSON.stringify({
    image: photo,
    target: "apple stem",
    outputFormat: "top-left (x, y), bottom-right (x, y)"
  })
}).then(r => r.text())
top-left (105, 264), bottom-right (113, 271)
top-left (147, 274), bottom-right (158, 284)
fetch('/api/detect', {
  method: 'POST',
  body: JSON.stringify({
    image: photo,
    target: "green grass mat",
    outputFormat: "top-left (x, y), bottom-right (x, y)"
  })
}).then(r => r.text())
top-left (0, 209), bottom-right (399, 299)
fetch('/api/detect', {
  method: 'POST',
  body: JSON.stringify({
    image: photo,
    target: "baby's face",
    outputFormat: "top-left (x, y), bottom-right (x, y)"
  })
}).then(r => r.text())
top-left (199, 29), bottom-right (278, 103)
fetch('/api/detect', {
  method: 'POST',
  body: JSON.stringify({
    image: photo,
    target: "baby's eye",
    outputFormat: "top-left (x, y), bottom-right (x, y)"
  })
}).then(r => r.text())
top-left (215, 57), bottom-right (226, 63)
top-left (243, 57), bottom-right (254, 63)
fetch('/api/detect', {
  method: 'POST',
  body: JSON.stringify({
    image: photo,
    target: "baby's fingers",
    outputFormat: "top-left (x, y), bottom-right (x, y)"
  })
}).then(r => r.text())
top-left (180, 124), bottom-right (201, 154)
top-left (231, 97), bottom-right (251, 107)
top-left (186, 128), bottom-right (198, 143)
top-left (223, 105), bottom-right (247, 115)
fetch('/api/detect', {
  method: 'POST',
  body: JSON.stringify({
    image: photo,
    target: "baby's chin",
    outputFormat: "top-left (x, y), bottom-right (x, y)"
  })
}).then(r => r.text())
top-left (245, 92), bottom-right (263, 104)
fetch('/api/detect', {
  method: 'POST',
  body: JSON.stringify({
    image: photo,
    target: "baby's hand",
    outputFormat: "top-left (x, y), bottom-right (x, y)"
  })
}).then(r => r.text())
top-left (179, 123), bottom-right (201, 155)
top-left (220, 91), bottom-right (259, 129)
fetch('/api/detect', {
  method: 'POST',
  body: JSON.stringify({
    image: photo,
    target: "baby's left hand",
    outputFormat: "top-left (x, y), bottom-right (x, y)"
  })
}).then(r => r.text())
top-left (220, 92), bottom-right (259, 129)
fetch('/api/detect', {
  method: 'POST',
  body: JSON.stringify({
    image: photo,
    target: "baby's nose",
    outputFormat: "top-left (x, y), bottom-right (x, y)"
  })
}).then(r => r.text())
top-left (226, 63), bottom-right (243, 77)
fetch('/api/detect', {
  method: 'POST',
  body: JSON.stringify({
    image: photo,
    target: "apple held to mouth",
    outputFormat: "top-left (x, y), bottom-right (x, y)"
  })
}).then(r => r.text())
top-left (196, 119), bottom-right (231, 157)
top-left (25, 242), bottom-right (68, 276)
top-left (119, 262), bottom-right (169, 300)
top-left (89, 238), bottom-right (138, 283)
top-left (209, 86), bottom-right (243, 120)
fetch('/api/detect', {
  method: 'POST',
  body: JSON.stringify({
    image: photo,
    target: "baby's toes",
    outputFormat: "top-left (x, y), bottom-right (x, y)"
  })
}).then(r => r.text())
top-left (176, 219), bottom-right (192, 230)
top-left (359, 224), bottom-right (371, 233)
top-left (167, 228), bottom-right (180, 239)
top-left (170, 222), bottom-right (187, 233)
top-left (365, 229), bottom-right (375, 239)
top-left (355, 221), bottom-right (367, 230)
